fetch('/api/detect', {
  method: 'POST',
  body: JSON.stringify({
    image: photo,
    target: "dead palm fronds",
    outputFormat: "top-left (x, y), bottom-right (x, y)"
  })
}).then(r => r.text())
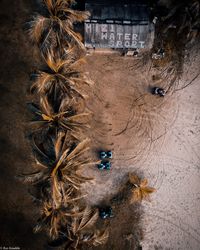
top-left (28, 96), bottom-right (92, 136)
top-left (34, 200), bottom-right (68, 239)
top-left (67, 229), bottom-right (109, 249)
top-left (28, 0), bottom-right (90, 53)
top-left (70, 207), bottom-right (98, 235)
top-left (19, 134), bottom-right (95, 207)
top-left (161, 1), bottom-right (200, 42)
top-left (31, 49), bottom-right (93, 100)
top-left (24, 1), bottom-right (106, 248)
top-left (18, 136), bottom-right (94, 240)
top-left (34, 201), bottom-right (86, 240)
top-left (78, 229), bottom-right (109, 247)
top-left (129, 174), bottom-right (156, 203)
top-left (50, 134), bottom-right (95, 194)
top-left (47, 206), bottom-right (109, 249)
top-left (64, 207), bottom-right (109, 249)
top-left (151, 1), bottom-right (200, 92)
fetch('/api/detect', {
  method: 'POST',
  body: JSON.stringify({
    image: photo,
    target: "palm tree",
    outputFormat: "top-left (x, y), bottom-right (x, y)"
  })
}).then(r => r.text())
top-left (162, 1), bottom-right (200, 42)
top-left (34, 201), bottom-right (89, 240)
top-left (33, 200), bottom-right (70, 239)
top-left (19, 133), bottom-right (97, 239)
top-left (77, 229), bottom-right (109, 248)
top-left (129, 173), bottom-right (156, 203)
top-left (28, 0), bottom-right (90, 53)
top-left (19, 133), bottom-right (95, 207)
top-left (31, 48), bottom-right (93, 101)
top-left (28, 96), bottom-right (92, 137)
top-left (50, 134), bottom-right (95, 197)
top-left (63, 206), bottom-right (109, 249)
top-left (42, 206), bottom-right (108, 248)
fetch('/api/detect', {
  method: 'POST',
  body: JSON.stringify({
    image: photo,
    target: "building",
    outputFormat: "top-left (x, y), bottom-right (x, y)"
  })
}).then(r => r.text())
top-left (84, 0), bottom-right (154, 52)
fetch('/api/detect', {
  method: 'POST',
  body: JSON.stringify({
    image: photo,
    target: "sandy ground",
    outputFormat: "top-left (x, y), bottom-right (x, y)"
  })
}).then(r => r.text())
top-left (82, 44), bottom-right (200, 250)
top-left (141, 46), bottom-right (200, 250)
top-left (1, 0), bottom-right (200, 249)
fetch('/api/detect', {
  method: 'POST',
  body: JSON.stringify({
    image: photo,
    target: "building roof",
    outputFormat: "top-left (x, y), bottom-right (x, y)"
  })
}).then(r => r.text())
top-left (84, 0), bottom-right (154, 50)
top-left (85, 1), bottom-right (150, 24)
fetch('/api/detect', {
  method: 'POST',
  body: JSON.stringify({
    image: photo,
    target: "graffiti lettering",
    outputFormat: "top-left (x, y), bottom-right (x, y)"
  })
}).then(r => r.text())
top-left (85, 23), bottom-right (147, 48)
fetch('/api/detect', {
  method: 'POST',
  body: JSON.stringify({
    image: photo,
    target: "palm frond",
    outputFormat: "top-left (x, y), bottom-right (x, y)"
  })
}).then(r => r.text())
top-left (54, 131), bottom-right (65, 159)
top-left (51, 175), bottom-right (63, 208)
top-left (131, 188), bottom-right (142, 203)
top-left (65, 9), bottom-right (90, 23)
top-left (35, 201), bottom-right (69, 239)
top-left (44, 0), bottom-right (54, 15)
top-left (66, 138), bottom-right (90, 162)
top-left (83, 229), bottom-right (109, 246)
top-left (31, 50), bottom-right (91, 101)
top-left (74, 207), bottom-right (98, 233)
top-left (29, 0), bottom-right (89, 53)
top-left (17, 171), bottom-right (48, 184)
top-left (32, 136), bottom-right (51, 162)
top-left (40, 95), bottom-right (54, 117)
top-left (140, 178), bottom-right (148, 187)
top-left (129, 173), bottom-right (140, 185)
top-left (30, 71), bottom-right (55, 94)
top-left (129, 174), bottom-right (156, 203)
top-left (29, 15), bottom-right (50, 44)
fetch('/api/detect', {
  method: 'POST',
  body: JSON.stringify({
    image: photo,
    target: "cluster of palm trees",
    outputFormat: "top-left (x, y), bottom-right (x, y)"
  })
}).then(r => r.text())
top-left (151, 0), bottom-right (200, 92)
top-left (161, 0), bottom-right (200, 43)
top-left (20, 0), bottom-right (108, 249)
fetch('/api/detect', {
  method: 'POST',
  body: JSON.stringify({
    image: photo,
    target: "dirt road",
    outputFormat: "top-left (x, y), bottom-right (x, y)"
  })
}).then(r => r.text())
top-left (83, 46), bottom-right (200, 250)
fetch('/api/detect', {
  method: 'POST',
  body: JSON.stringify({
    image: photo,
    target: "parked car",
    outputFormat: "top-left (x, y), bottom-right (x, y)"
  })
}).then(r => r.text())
top-left (97, 161), bottom-right (111, 170)
top-left (152, 87), bottom-right (166, 97)
top-left (99, 206), bottom-right (113, 219)
top-left (100, 151), bottom-right (112, 159)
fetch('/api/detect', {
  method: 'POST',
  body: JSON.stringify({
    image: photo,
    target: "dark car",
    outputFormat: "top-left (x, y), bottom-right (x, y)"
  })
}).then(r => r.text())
top-left (99, 206), bottom-right (113, 219)
top-left (152, 87), bottom-right (166, 97)
top-left (98, 161), bottom-right (111, 170)
top-left (100, 151), bottom-right (113, 159)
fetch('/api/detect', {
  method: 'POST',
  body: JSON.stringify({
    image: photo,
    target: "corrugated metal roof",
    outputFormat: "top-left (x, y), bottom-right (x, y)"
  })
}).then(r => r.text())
top-left (85, 1), bottom-right (150, 23)
top-left (85, 0), bottom-right (148, 4)
top-left (84, 1), bottom-right (154, 50)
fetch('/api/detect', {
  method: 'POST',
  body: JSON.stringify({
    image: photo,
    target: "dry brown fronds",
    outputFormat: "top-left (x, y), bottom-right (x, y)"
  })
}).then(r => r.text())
top-left (19, 133), bottom-right (94, 206)
top-left (51, 135), bottom-right (94, 178)
top-left (44, 0), bottom-right (89, 23)
top-left (34, 201), bottom-right (85, 240)
top-left (28, 0), bottom-right (90, 53)
top-left (34, 201), bottom-right (67, 239)
top-left (20, 134), bottom-right (96, 240)
top-left (79, 229), bottom-right (109, 247)
top-left (29, 96), bottom-right (92, 135)
top-left (129, 173), bottom-right (156, 203)
top-left (64, 207), bottom-right (109, 249)
top-left (161, 0), bottom-right (200, 42)
top-left (31, 49), bottom-right (93, 100)
top-left (50, 135), bottom-right (96, 207)
top-left (70, 206), bottom-right (98, 235)
top-left (25, 2), bottom-right (101, 248)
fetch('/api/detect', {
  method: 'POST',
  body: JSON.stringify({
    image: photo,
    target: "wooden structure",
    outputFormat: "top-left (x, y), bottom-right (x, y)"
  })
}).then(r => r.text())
top-left (84, 0), bottom-right (154, 51)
